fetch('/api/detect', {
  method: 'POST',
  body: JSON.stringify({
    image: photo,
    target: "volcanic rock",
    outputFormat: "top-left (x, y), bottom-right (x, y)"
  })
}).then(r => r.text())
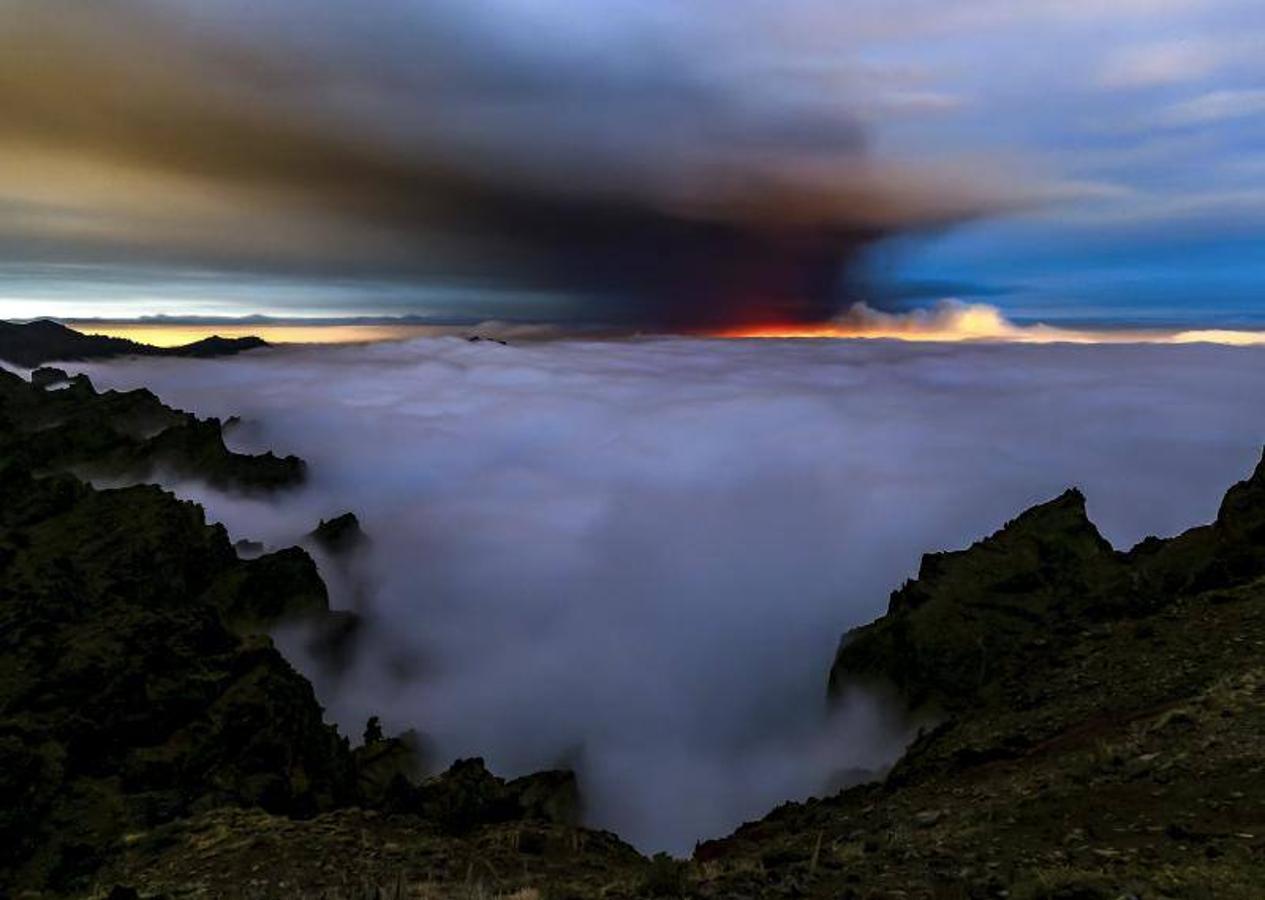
top-left (308, 512), bottom-right (368, 557)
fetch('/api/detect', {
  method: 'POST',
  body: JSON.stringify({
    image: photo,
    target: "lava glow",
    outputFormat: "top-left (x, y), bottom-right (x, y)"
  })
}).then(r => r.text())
top-left (719, 301), bottom-right (1265, 346)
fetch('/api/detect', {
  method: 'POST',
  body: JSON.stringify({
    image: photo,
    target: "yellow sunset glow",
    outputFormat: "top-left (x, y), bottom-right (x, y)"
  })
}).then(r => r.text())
top-left (66, 323), bottom-right (449, 347)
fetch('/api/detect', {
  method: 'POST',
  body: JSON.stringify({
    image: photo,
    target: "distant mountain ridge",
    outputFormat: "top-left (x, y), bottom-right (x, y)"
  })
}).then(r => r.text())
top-left (0, 319), bottom-right (268, 368)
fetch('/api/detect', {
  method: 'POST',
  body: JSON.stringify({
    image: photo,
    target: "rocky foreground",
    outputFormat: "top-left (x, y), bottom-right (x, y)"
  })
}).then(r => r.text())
top-left (3, 363), bottom-right (1265, 898)
top-left (0, 368), bottom-right (591, 898)
top-left (702, 470), bottom-right (1265, 898)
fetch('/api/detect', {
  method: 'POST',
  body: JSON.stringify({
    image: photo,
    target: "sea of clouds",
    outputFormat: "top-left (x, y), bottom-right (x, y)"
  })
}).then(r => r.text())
top-left (69, 336), bottom-right (1265, 853)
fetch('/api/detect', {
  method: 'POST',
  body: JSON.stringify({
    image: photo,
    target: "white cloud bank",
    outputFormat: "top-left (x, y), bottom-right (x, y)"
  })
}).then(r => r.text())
top-left (70, 336), bottom-right (1265, 853)
top-left (725, 300), bottom-right (1265, 343)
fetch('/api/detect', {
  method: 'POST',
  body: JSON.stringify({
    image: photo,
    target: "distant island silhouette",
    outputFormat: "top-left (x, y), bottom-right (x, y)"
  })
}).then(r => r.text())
top-left (0, 319), bottom-right (268, 368)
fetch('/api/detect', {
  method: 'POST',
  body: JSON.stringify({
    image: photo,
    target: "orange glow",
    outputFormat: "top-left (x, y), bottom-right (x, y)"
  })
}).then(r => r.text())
top-left (717, 302), bottom-right (1265, 347)
top-left (60, 304), bottom-right (1265, 349)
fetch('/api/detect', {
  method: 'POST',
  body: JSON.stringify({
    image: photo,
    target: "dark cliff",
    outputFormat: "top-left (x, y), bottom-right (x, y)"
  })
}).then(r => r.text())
top-left (0, 368), bottom-right (612, 896)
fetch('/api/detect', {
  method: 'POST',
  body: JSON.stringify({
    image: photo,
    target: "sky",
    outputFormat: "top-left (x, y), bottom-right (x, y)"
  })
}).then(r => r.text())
top-left (0, 0), bottom-right (1261, 328)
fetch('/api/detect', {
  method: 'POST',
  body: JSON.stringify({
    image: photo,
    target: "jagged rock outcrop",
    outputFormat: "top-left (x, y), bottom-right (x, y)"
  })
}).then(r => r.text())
top-left (29, 366), bottom-right (72, 389)
top-left (352, 723), bottom-right (425, 807)
top-left (1129, 449), bottom-right (1265, 597)
top-left (829, 489), bottom-right (1129, 713)
top-left (137, 416), bottom-right (304, 491)
top-left (0, 319), bottom-right (267, 368)
top-left (689, 451), bottom-right (1265, 897)
top-left (0, 368), bottom-right (595, 895)
top-left (0, 365), bottom-right (303, 492)
top-left (351, 733), bottom-right (580, 833)
top-left (203, 546), bottom-right (331, 632)
top-left (308, 512), bottom-right (368, 557)
top-left (303, 512), bottom-right (372, 671)
top-left (0, 462), bottom-right (357, 891)
top-left (389, 758), bottom-right (581, 832)
top-left (829, 452), bottom-right (1265, 720)
top-left (170, 335), bottom-right (269, 358)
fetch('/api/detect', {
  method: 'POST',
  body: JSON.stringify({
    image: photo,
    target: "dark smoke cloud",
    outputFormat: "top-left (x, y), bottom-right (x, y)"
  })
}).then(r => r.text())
top-left (0, 0), bottom-right (1022, 328)
top-left (62, 337), bottom-right (1265, 853)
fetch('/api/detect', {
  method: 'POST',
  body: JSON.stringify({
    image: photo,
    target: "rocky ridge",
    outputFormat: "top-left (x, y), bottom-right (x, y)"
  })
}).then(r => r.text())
top-left (0, 368), bottom-right (599, 897)
top-left (0, 320), bottom-right (267, 369)
top-left (694, 452), bottom-right (1265, 898)
top-left (2, 365), bottom-right (302, 493)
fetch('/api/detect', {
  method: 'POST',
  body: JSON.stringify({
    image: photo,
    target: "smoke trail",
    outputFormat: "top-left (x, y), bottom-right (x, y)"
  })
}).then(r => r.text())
top-left (0, 0), bottom-right (1022, 328)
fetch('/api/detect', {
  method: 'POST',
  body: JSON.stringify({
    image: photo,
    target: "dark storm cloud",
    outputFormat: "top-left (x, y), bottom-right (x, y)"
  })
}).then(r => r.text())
top-left (0, 0), bottom-right (1020, 328)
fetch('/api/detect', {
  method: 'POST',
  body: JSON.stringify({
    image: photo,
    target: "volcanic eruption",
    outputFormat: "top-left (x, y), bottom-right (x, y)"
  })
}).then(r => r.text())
top-left (0, 0), bottom-right (1021, 332)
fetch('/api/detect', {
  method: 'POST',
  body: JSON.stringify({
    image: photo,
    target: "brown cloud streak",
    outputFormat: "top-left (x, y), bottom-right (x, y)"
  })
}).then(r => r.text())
top-left (0, 0), bottom-right (1017, 329)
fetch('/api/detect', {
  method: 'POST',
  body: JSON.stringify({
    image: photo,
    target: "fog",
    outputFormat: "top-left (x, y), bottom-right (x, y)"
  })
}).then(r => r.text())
top-left (71, 337), bottom-right (1265, 853)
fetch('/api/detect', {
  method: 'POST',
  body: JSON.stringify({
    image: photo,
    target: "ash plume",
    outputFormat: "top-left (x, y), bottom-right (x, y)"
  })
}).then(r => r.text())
top-left (0, 0), bottom-right (1020, 329)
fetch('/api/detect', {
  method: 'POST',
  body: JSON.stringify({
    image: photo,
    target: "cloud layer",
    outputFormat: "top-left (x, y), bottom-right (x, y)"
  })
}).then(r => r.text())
top-left (64, 337), bottom-right (1265, 853)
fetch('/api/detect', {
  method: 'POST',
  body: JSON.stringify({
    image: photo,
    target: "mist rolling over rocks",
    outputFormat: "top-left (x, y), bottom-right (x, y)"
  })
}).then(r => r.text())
top-left (68, 336), bottom-right (1265, 854)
